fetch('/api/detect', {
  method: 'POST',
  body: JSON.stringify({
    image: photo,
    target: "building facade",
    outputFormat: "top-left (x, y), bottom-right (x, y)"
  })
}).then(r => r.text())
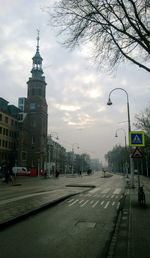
top-left (0, 98), bottom-right (19, 166)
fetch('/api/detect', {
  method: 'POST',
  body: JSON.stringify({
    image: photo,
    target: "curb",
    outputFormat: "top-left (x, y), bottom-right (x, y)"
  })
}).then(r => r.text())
top-left (105, 191), bottom-right (127, 258)
top-left (0, 193), bottom-right (78, 231)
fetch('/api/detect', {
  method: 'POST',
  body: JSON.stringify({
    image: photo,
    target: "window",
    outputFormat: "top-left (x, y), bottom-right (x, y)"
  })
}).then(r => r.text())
top-left (0, 114), bottom-right (2, 121)
top-left (31, 136), bottom-right (35, 144)
top-left (5, 116), bottom-right (8, 123)
top-left (3, 128), bottom-right (5, 135)
top-left (30, 103), bottom-right (36, 110)
top-left (0, 127), bottom-right (2, 134)
top-left (31, 88), bottom-right (35, 96)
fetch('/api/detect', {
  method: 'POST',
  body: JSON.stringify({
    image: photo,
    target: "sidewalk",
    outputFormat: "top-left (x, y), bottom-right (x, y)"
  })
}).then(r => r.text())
top-left (113, 175), bottom-right (150, 258)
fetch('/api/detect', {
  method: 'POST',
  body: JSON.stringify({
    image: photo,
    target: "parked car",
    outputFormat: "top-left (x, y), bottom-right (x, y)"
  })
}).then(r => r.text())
top-left (12, 167), bottom-right (31, 176)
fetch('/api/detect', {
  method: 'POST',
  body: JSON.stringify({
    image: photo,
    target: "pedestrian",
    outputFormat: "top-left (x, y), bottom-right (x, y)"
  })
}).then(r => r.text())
top-left (2, 161), bottom-right (9, 183)
top-left (55, 169), bottom-right (59, 178)
top-left (78, 170), bottom-right (82, 176)
top-left (7, 162), bottom-right (15, 185)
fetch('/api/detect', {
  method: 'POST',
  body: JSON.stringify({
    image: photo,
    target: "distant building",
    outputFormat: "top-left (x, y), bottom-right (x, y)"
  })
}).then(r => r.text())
top-left (18, 97), bottom-right (26, 112)
top-left (47, 135), bottom-right (66, 175)
top-left (0, 97), bottom-right (19, 165)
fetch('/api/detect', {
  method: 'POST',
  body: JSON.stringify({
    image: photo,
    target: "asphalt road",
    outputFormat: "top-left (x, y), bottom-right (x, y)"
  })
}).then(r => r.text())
top-left (0, 174), bottom-right (125, 258)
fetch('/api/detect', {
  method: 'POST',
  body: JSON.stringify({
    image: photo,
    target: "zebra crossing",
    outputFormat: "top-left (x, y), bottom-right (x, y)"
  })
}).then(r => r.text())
top-left (66, 187), bottom-right (123, 210)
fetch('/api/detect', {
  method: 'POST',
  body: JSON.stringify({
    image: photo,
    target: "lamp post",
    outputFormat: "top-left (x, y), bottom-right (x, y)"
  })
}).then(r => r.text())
top-left (107, 88), bottom-right (134, 187)
top-left (71, 143), bottom-right (79, 174)
top-left (47, 132), bottom-right (59, 177)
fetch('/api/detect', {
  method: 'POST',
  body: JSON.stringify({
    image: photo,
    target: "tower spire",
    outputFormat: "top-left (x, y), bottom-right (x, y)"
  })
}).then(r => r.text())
top-left (36, 29), bottom-right (40, 53)
top-left (31, 30), bottom-right (44, 79)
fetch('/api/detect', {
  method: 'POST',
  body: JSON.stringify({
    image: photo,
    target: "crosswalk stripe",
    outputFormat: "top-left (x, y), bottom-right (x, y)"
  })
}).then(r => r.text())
top-left (117, 202), bottom-right (120, 210)
top-left (90, 200), bottom-right (94, 204)
top-left (80, 200), bottom-right (89, 207)
top-left (104, 201), bottom-right (110, 209)
top-left (92, 200), bottom-right (99, 208)
top-left (68, 198), bottom-right (74, 203)
top-left (112, 201), bottom-right (115, 206)
top-left (79, 200), bottom-right (85, 204)
top-left (100, 201), bottom-right (104, 205)
top-left (68, 199), bottom-right (79, 206)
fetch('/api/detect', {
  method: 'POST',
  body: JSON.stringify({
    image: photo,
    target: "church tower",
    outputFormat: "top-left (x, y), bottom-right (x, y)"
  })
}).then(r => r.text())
top-left (25, 31), bottom-right (48, 171)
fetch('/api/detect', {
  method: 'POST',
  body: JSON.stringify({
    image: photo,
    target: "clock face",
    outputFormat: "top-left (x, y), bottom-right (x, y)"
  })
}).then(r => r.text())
top-left (30, 103), bottom-right (36, 110)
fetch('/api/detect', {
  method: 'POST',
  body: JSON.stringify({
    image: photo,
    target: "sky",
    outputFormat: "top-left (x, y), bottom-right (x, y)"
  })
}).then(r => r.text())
top-left (0, 0), bottom-right (150, 164)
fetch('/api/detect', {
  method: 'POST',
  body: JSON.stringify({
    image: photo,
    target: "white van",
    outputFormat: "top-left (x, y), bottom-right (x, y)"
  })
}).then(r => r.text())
top-left (12, 167), bottom-right (30, 176)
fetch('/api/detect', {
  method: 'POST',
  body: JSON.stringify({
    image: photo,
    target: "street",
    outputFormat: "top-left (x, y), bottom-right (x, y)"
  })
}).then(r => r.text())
top-left (0, 173), bottom-right (125, 258)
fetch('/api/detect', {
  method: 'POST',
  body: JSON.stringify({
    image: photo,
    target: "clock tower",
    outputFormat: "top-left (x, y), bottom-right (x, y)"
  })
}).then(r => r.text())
top-left (25, 31), bottom-right (48, 171)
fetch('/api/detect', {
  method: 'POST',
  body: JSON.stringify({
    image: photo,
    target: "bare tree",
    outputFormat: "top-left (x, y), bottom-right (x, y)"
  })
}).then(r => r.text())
top-left (49, 0), bottom-right (150, 72)
top-left (135, 107), bottom-right (150, 136)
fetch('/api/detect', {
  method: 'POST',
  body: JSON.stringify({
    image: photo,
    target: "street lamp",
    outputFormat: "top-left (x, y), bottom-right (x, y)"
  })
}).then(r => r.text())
top-left (115, 128), bottom-right (127, 148)
top-left (71, 143), bottom-right (79, 174)
top-left (107, 87), bottom-right (134, 187)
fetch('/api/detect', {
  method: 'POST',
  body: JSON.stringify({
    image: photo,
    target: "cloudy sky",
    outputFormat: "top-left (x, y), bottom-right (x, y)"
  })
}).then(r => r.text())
top-left (0, 0), bottom-right (150, 164)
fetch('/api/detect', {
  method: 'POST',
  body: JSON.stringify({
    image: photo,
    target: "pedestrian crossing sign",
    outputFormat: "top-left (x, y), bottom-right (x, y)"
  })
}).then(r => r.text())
top-left (129, 131), bottom-right (145, 147)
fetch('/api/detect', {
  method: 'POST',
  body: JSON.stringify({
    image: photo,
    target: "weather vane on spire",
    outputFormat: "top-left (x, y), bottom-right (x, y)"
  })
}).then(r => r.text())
top-left (36, 29), bottom-right (40, 52)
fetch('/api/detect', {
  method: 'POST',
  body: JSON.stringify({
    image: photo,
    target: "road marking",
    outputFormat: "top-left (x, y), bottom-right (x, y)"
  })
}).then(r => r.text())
top-left (101, 188), bottom-right (111, 194)
top-left (79, 200), bottom-right (85, 204)
top-left (80, 200), bottom-right (89, 207)
top-left (92, 200), bottom-right (99, 208)
top-left (90, 200), bottom-right (94, 204)
top-left (106, 195), bottom-right (110, 198)
top-left (100, 201), bottom-right (104, 205)
top-left (111, 195), bottom-right (114, 199)
top-left (86, 194), bottom-right (92, 197)
top-left (112, 201), bottom-right (115, 206)
top-left (68, 199), bottom-right (79, 206)
top-left (117, 202), bottom-right (120, 210)
top-left (89, 187), bottom-right (101, 193)
top-left (113, 188), bottom-right (121, 194)
top-left (68, 199), bottom-right (74, 203)
top-left (104, 201), bottom-right (110, 209)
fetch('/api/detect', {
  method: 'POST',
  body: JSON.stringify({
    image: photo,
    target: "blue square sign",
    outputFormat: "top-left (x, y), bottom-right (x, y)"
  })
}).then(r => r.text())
top-left (129, 131), bottom-right (145, 146)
